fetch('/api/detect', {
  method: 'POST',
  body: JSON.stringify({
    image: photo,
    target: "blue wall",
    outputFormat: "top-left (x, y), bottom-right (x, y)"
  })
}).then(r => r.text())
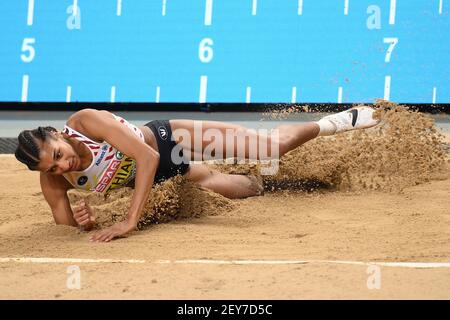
top-left (0, 0), bottom-right (449, 103)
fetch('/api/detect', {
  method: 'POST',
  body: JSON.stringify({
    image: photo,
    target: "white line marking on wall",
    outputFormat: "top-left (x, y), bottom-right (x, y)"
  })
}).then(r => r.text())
top-left (344, 0), bottom-right (349, 15)
top-left (117, 0), bottom-right (122, 16)
top-left (162, 0), bottom-right (167, 16)
top-left (156, 86), bottom-right (160, 103)
top-left (252, 0), bottom-right (257, 16)
top-left (199, 76), bottom-right (208, 103)
top-left (298, 0), bottom-right (303, 15)
top-left (21, 75), bottom-right (29, 102)
top-left (291, 87), bottom-right (297, 103)
top-left (432, 87), bottom-right (437, 104)
top-left (389, 0), bottom-right (396, 25)
top-left (66, 86), bottom-right (72, 103)
top-left (384, 75), bottom-right (391, 100)
top-left (110, 86), bottom-right (116, 102)
top-left (338, 86), bottom-right (343, 103)
top-left (439, 0), bottom-right (443, 14)
top-left (246, 86), bottom-right (252, 103)
top-left (73, 0), bottom-right (78, 15)
top-left (204, 0), bottom-right (213, 26)
top-left (27, 0), bottom-right (34, 26)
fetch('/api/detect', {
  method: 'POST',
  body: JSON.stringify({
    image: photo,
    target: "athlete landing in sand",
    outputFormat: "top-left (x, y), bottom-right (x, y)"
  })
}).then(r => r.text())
top-left (14, 107), bottom-right (379, 242)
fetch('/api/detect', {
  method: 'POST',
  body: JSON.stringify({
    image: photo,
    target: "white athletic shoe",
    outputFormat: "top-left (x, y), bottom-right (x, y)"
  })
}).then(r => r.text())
top-left (321, 106), bottom-right (380, 134)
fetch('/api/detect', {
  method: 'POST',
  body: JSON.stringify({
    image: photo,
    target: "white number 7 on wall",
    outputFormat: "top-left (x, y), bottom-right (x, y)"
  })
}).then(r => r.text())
top-left (383, 37), bottom-right (398, 63)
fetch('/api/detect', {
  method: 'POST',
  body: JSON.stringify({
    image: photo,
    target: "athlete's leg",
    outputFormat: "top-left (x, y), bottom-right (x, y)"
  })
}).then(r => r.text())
top-left (170, 106), bottom-right (379, 160)
top-left (172, 106), bottom-right (379, 199)
top-left (184, 163), bottom-right (264, 199)
top-left (169, 119), bottom-right (320, 160)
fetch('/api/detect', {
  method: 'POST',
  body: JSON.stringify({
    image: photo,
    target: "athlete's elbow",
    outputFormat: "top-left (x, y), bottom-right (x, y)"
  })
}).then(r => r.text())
top-left (138, 147), bottom-right (160, 166)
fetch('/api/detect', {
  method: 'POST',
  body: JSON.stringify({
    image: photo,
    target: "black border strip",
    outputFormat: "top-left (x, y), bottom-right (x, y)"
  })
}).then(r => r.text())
top-left (0, 102), bottom-right (449, 113)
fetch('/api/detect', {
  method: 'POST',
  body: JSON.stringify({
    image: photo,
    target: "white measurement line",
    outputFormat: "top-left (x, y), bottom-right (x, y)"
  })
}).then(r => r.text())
top-left (389, 0), bottom-right (396, 25)
top-left (344, 0), bottom-right (349, 15)
top-left (66, 86), bottom-right (72, 103)
top-left (337, 86), bottom-right (343, 103)
top-left (162, 0), bottom-right (167, 16)
top-left (439, 0), bottom-right (443, 14)
top-left (298, 0), bottom-right (303, 15)
top-left (27, 0), bottom-right (34, 26)
top-left (246, 86), bottom-right (252, 103)
top-left (160, 259), bottom-right (450, 269)
top-left (204, 0), bottom-right (213, 26)
top-left (384, 75), bottom-right (391, 100)
top-left (0, 257), bottom-right (145, 264)
top-left (117, 0), bottom-right (122, 16)
top-left (199, 76), bottom-right (208, 103)
top-left (320, 260), bottom-right (450, 269)
top-left (110, 86), bottom-right (116, 102)
top-left (252, 0), bottom-right (257, 16)
top-left (155, 86), bottom-right (160, 103)
top-left (432, 87), bottom-right (437, 104)
top-left (21, 75), bottom-right (29, 102)
top-left (73, 0), bottom-right (78, 15)
top-left (2, 257), bottom-right (450, 269)
top-left (291, 87), bottom-right (297, 103)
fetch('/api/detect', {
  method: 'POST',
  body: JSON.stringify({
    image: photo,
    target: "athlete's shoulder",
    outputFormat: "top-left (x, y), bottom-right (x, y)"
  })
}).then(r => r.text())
top-left (67, 108), bottom-right (112, 126)
top-left (66, 109), bottom-right (113, 142)
top-left (40, 171), bottom-right (74, 192)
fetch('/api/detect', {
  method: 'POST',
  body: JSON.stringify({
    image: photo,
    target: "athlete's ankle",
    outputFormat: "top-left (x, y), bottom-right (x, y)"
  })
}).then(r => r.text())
top-left (316, 118), bottom-right (337, 136)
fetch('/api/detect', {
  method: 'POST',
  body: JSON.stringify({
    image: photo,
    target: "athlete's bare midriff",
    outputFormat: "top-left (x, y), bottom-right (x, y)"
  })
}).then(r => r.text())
top-left (139, 125), bottom-right (159, 153)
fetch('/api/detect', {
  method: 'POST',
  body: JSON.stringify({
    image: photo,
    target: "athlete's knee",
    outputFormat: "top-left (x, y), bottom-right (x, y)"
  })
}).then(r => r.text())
top-left (277, 134), bottom-right (294, 156)
top-left (247, 175), bottom-right (264, 196)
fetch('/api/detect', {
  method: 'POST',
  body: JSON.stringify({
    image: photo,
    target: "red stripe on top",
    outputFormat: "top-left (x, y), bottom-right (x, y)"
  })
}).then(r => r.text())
top-left (105, 154), bottom-right (115, 161)
top-left (109, 147), bottom-right (113, 152)
top-left (89, 145), bottom-right (101, 150)
top-left (80, 140), bottom-right (96, 145)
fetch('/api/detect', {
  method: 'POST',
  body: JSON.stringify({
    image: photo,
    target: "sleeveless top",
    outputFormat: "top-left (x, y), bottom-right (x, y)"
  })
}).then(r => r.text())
top-left (62, 114), bottom-right (145, 195)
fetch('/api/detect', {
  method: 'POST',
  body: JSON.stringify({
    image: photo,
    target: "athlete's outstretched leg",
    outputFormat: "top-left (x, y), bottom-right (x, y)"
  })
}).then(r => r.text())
top-left (170, 106), bottom-right (379, 161)
top-left (177, 106), bottom-right (379, 199)
top-left (170, 119), bottom-right (320, 160)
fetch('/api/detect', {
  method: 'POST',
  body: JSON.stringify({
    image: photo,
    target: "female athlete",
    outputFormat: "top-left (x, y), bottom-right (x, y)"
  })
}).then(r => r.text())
top-left (14, 107), bottom-right (379, 242)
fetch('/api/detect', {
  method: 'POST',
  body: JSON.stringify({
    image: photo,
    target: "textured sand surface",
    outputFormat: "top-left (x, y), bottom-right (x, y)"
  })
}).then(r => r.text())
top-left (0, 104), bottom-right (449, 299)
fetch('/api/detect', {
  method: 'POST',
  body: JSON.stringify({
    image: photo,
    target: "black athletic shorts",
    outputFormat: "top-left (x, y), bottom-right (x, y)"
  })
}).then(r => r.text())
top-left (144, 120), bottom-right (190, 183)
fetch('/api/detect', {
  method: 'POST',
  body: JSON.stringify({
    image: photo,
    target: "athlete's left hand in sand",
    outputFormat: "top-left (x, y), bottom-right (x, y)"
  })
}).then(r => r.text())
top-left (89, 218), bottom-right (137, 242)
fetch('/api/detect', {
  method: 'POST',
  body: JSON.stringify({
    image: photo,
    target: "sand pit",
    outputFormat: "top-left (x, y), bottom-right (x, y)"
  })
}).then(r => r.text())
top-left (0, 103), bottom-right (449, 299)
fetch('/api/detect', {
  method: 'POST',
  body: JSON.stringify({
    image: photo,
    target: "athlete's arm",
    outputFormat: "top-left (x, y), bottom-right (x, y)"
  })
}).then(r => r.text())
top-left (72, 109), bottom-right (160, 241)
top-left (40, 172), bottom-right (78, 227)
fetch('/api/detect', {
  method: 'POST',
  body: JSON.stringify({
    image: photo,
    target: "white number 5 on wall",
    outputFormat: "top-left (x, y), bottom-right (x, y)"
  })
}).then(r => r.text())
top-left (383, 37), bottom-right (398, 63)
top-left (21, 38), bottom-right (36, 63)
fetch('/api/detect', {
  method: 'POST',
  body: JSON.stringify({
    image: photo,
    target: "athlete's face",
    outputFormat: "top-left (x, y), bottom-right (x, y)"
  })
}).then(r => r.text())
top-left (36, 132), bottom-right (81, 175)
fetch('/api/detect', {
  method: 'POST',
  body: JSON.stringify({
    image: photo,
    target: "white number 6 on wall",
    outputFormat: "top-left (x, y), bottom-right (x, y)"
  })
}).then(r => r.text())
top-left (21, 38), bottom-right (36, 63)
top-left (383, 37), bottom-right (398, 63)
top-left (199, 38), bottom-right (214, 63)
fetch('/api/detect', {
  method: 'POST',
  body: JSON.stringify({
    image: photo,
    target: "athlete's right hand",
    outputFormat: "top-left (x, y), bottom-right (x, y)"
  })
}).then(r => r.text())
top-left (73, 199), bottom-right (96, 227)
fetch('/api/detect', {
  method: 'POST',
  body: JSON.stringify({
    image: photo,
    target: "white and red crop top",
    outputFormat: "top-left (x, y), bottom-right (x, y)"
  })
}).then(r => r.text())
top-left (62, 114), bottom-right (145, 195)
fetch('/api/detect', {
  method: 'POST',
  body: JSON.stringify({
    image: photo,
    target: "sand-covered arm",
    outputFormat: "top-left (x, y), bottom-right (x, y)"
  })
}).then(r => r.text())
top-left (70, 109), bottom-right (160, 242)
